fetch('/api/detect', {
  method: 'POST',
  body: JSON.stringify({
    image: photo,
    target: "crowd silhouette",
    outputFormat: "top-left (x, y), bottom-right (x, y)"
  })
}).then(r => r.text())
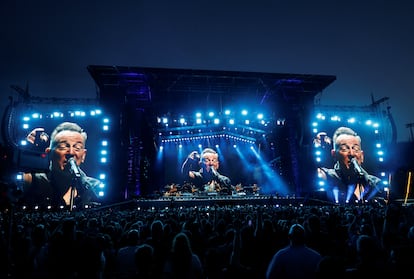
top-left (1, 199), bottom-right (414, 279)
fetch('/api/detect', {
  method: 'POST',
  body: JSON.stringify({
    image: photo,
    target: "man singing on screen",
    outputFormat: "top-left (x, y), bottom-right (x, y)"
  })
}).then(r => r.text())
top-left (22, 122), bottom-right (101, 209)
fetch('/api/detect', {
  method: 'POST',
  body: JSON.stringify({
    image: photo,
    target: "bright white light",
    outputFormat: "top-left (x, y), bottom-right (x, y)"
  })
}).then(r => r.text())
top-left (330, 116), bottom-right (340, 121)
top-left (316, 113), bottom-right (325, 120)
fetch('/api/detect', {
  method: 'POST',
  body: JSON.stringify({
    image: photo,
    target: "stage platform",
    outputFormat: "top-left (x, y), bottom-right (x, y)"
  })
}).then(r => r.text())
top-left (97, 193), bottom-right (341, 211)
top-left (95, 192), bottom-right (401, 211)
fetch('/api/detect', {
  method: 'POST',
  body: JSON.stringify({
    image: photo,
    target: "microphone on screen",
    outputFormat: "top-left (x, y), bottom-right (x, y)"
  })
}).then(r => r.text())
top-left (349, 156), bottom-right (364, 176)
top-left (66, 155), bottom-right (81, 178)
top-left (211, 166), bottom-right (219, 177)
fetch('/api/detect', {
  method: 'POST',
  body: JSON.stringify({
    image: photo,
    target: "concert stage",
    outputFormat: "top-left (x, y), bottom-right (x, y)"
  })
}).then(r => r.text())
top-left (99, 193), bottom-right (339, 211)
top-left (96, 191), bottom-right (398, 212)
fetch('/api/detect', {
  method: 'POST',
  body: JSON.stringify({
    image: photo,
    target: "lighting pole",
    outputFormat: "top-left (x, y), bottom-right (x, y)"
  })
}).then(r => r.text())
top-left (406, 123), bottom-right (414, 142)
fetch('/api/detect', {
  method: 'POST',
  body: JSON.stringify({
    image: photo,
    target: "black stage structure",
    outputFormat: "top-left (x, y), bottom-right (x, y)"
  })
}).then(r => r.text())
top-left (1, 67), bottom-right (412, 209)
top-left (87, 66), bottom-right (336, 203)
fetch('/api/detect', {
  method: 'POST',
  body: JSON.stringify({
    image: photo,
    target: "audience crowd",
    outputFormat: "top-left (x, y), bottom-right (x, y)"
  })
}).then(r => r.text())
top-left (1, 199), bottom-right (414, 279)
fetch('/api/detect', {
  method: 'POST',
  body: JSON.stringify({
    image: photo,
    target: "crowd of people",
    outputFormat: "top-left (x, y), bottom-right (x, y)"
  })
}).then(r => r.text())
top-left (1, 200), bottom-right (414, 279)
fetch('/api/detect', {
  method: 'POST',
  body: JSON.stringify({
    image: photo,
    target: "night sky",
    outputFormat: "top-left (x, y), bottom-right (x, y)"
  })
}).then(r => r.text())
top-left (1, 0), bottom-right (413, 143)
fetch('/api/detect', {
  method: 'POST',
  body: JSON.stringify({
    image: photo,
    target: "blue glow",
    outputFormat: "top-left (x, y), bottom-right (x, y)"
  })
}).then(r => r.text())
top-left (13, 106), bottom-right (110, 203)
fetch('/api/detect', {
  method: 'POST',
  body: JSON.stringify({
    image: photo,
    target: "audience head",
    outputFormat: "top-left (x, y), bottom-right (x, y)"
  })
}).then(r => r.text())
top-left (288, 223), bottom-right (306, 246)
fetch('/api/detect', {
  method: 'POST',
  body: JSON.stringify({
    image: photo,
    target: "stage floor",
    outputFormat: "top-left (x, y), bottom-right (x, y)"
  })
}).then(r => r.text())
top-left (100, 193), bottom-right (338, 211)
top-left (96, 191), bottom-right (401, 211)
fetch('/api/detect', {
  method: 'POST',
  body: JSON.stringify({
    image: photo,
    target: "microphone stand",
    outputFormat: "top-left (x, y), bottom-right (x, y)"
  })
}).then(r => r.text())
top-left (66, 156), bottom-right (82, 211)
top-left (357, 175), bottom-right (364, 203)
top-left (69, 168), bottom-right (81, 212)
top-left (350, 156), bottom-right (365, 202)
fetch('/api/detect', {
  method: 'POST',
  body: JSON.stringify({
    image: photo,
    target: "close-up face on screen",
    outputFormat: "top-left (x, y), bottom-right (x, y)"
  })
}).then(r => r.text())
top-left (311, 110), bottom-right (391, 200)
top-left (4, 102), bottom-right (110, 201)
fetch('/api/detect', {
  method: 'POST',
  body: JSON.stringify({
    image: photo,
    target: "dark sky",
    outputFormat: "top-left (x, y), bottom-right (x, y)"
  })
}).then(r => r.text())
top-left (1, 0), bottom-right (413, 142)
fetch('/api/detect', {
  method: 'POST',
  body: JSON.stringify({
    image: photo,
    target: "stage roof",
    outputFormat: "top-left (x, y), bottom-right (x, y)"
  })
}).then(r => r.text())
top-left (87, 65), bottom-right (336, 113)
